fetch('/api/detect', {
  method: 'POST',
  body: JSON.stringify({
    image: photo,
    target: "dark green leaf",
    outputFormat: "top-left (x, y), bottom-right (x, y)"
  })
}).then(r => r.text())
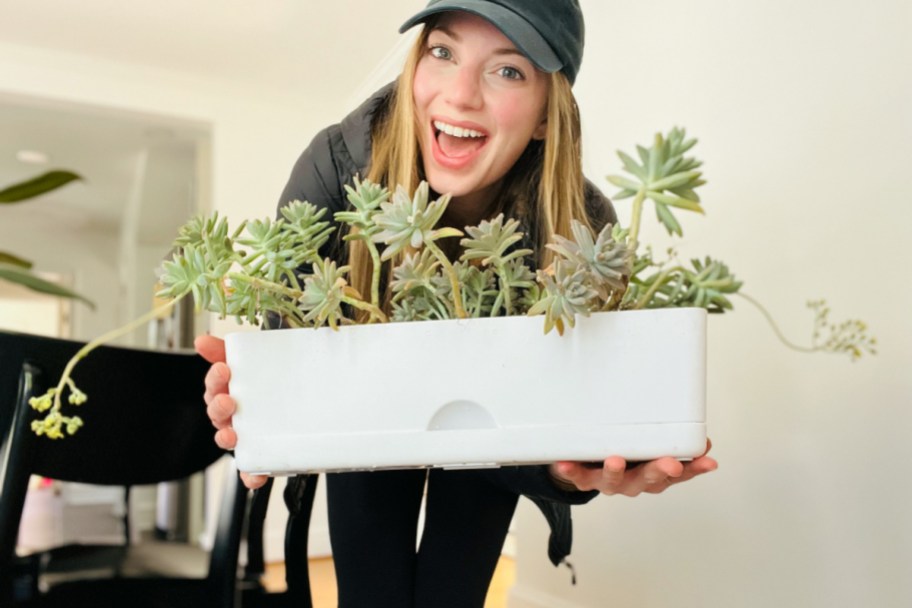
top-left (0, 171), bottom-right (82, 203)
top-left (0, 251), bottom-right (32, 268)
top-left (0, 264), bottom-right (95, 308)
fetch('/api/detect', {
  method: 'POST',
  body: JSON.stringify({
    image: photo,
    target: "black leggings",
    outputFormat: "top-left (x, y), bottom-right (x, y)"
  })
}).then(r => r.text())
top-left (326, 468), bottom-right (519, 608)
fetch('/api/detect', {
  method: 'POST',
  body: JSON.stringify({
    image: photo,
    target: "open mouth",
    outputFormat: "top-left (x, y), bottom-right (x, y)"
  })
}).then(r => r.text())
top-left (433, 120), bottom-right (488, 159)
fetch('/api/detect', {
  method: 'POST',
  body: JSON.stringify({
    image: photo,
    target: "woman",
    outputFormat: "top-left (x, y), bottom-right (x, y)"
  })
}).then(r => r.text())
top-left (198, 1), bottom-right (718, 606)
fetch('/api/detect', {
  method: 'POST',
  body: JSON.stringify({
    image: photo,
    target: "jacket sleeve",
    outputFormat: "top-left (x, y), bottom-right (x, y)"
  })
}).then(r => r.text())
top-left (584, 178), bottom-right (618, 231)
top-left (278, 124), bottom-right (350, 220)
top-left (484, 465), bottom-right (598, 567)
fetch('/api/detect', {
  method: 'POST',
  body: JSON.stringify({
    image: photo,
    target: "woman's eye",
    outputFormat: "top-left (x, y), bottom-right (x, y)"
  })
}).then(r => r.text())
top-left (498, 66), bottom-right (524, 81)
top-left (429, 46), bottom-right (452, 60)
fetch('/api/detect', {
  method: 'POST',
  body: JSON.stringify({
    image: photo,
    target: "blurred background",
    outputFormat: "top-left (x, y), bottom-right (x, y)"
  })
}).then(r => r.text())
top-left (1, 1), bottom-right (909, 606)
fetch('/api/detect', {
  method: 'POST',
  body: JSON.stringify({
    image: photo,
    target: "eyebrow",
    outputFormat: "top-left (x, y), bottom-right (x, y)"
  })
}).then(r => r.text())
top-left (430, 26), bottom-right (527, 60)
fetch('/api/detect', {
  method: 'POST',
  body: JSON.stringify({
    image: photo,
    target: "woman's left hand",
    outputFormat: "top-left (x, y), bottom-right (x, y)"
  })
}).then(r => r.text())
top-left (549, 439), bottom-right (718, 496)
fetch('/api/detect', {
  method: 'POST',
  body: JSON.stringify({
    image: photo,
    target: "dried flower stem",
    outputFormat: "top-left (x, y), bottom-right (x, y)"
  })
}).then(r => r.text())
top-left (46, 297), bottom-right (180, 418)
top-left (736, 292), bottom-right (817, 353)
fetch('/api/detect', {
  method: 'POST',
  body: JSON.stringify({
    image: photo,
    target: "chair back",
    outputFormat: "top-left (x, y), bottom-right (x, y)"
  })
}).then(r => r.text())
top-left (0, 329), bottom-right (237, 606)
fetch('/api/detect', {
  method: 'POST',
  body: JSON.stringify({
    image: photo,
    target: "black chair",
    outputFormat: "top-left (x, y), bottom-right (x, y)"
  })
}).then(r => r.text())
top-left (0, 329), bottom-right (249, 608)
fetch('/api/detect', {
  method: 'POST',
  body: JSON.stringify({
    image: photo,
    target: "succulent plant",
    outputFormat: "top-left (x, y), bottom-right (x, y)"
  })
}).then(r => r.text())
top-left (607, 127), bottom-right (705, 241)
top-left (29, 129), bottom-right (875, 439)
top-left (528, 261), bottom-right (599, 335)
top-left (548, 220), bottom-right (632, 305)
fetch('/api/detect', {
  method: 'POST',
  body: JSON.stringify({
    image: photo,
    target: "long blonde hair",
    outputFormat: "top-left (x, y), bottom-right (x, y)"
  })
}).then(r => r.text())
top-left (349, 24), bottom-right (592, 307)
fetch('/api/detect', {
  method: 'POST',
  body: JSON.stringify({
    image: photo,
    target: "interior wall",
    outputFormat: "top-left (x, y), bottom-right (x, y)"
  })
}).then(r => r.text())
top-left (0, 217), bottom-right (120, 340)
top-left (0, 36), bottom-right (342, 560)
top-left (511, 1), bottom-right (912, 606)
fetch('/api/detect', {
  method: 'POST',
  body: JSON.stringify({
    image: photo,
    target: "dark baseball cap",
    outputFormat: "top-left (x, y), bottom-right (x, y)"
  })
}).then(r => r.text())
top-left (399, 0), bottom-right (585, 85)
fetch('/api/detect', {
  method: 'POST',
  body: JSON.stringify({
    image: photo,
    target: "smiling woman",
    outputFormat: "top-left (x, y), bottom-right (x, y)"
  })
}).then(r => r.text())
top-left (413, 13), bottom-right (550, 212)
top-left (193, 1), bottom-right (717, 607)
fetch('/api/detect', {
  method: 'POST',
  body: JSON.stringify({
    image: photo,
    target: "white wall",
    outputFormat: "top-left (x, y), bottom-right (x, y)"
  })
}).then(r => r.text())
top-left (511, 1), bottom-right (912, 607)
top-left (0, 35), bottom-right (344, 561)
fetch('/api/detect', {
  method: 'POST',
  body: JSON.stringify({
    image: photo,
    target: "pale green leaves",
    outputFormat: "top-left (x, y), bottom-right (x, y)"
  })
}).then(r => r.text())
top-left (460, 214), bottom-right (534, 316)
top-left (607, 127), bottom-right (706, 237)
top-left (372, 182), bottom-right (456, 260)
top-left (548, 220), bottom-right (632, 301)
top-left (299, 259), bottom-right (351, 330)
top-left (528, 262), bottom-right (598, 336)
top-left (528, 221), bottom-right (632, 334)
top-left (460, 214), bottom-right (532, 266)
top-left (336, 177), bottom-right (389, 239)
top-left (623, 255), bottom-right (742, 312)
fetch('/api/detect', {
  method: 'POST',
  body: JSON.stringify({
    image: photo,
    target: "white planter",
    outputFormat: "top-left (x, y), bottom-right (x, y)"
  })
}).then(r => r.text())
top-left (226, 308), bottom-right (707, 475)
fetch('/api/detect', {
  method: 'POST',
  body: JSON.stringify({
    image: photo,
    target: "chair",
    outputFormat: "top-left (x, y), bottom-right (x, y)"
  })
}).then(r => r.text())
top-left (0, 329), bottom-right (249, 608)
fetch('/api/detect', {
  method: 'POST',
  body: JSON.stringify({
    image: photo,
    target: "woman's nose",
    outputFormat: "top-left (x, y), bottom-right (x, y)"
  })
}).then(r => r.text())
top-left (444, 67), bottom-right (484, 111)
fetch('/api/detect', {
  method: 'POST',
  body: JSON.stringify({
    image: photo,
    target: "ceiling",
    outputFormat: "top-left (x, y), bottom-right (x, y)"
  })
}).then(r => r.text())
top-left (0, 0), bottom-right (420, 245)
top-left (0, 97), bottom-right (203, 243)
top-left (0, 1), bottom-right (417, 101)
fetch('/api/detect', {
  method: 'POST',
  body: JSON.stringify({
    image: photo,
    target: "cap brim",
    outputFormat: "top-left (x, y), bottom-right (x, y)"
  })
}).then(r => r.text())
top-left (399, 1), bottom-right (562, 74)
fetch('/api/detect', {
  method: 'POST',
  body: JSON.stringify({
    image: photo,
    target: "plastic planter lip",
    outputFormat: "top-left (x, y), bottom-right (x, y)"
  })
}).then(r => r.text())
top-left (226, 308), bottom-right (707, 475)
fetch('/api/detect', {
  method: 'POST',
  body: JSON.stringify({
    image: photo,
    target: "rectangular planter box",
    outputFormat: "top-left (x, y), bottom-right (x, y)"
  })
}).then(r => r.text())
top-left (226, 308), bottom-right (707, 475)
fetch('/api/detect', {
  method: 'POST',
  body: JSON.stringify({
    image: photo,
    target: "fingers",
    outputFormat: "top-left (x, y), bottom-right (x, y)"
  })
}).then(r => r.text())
top-left (240, 472), bottom-right (269, 490)
top-left (195, 334), bottom-right (227, 364)
top-left (214, 426), bottom-right (238, 450)
top-left (551, 457), bottom-right (629, 493)
top-left (203, 362), bottom-right (231, 406)
top-left (600, 456), bottom-right (626, 488)
top-left (208, 393), bottom-right (236, 430)
top-left (552, 449), bottom-right (717, 497)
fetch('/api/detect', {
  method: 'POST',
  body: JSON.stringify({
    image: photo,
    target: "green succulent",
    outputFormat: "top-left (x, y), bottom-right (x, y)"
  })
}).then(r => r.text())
top-left (460, 213), bottom-right (534, 315)
top-left (548, 220), bottom-right (632, 302)
top-left (460, 214), bottom-right (532, 266)
top-left (607, 127), bottom-right (705, 240)
top-left (528, 261), bottom-right (598, 335)
top-left (372, 182), bottom-right (457, 261)
top-left (299, 258), bottom-right (351, 330)
top-left (336, 177), bottom-right (389, 236)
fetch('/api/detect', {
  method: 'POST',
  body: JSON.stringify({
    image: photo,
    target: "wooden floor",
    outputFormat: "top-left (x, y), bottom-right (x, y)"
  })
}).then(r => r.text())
top-left (263, 556), bottom-right (515, 608)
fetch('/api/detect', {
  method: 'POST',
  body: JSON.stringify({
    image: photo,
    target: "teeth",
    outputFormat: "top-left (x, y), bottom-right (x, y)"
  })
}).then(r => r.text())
top-left (434, 120), bottom-right (484, 138)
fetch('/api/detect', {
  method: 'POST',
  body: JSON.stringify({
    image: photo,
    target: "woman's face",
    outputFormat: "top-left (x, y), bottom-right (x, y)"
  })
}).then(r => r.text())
top-left (413, 11), bottom-right (550, 215)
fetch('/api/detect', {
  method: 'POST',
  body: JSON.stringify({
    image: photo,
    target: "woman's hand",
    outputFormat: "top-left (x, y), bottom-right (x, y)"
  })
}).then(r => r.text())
top-left (549, 440), bottom-right (718, 496)
top-left (195, 334), bottom-right (270, 490)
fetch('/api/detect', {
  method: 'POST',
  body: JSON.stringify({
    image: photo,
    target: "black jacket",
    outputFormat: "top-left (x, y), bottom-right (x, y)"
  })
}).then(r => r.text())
top-left (276, 83), bottom-right (616, 568)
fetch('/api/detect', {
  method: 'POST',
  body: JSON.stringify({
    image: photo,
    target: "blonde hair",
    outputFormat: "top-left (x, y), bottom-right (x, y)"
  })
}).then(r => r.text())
top-left (349, 24), bottom-right (592, 309)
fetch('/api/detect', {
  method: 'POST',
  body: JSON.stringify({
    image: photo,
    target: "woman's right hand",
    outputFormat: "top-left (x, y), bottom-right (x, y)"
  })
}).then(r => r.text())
top-left (195, 334), bottom-right (269, 490)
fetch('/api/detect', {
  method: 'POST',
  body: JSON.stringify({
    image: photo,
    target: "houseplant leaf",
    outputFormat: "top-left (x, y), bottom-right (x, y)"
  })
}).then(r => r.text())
top-left (0, 251), bottom-right (32, 268)
top-left (0, 170), bottom-right (82, 203)
top-left (0, 263), bottom-right (95, 308)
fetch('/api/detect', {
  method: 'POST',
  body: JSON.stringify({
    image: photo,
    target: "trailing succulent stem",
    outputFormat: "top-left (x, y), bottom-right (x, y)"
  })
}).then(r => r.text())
top-left (609, 127), bottom-right (875, 360)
